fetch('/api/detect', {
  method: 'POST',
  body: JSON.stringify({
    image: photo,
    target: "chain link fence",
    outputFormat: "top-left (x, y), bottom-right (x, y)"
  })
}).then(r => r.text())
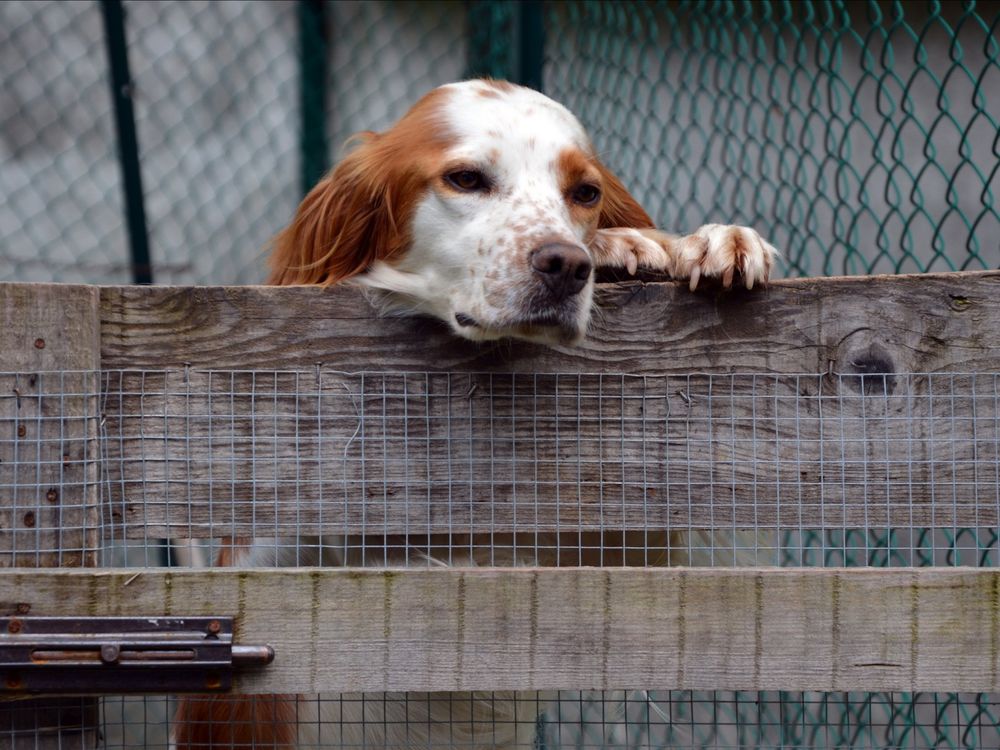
top-left (0, 1), bottom-right (130, 283)
top-left (0, 0), bottom-right (467, 285)
top-left (546, 0), bottom-right (1000, 276)
top-left (2, 1), bottom-right (997, 284)
top-left (3, 1), bottom-right (1000, 748)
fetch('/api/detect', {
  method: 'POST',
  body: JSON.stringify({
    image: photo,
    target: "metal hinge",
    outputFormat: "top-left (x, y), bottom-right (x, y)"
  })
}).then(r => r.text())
top-left (0, 616), bottom-right (274, 693)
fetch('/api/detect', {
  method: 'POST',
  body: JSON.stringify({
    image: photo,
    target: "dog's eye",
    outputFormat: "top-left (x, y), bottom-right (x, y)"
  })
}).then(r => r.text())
top-left (444, 170), bottom-right (489, 192)
top-left (571, 183), bottom-right (601, 206)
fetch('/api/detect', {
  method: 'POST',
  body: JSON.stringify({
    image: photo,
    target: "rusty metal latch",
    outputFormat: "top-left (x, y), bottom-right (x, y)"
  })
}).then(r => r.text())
top-left (0, 616), bottom-right (274, 693)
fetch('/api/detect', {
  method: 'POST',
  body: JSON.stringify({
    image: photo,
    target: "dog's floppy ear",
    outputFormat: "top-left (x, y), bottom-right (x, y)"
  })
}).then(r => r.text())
top-left (268, 133), bottom-right (407, 286)
top-left (596, 161), bottom-right (656, 230)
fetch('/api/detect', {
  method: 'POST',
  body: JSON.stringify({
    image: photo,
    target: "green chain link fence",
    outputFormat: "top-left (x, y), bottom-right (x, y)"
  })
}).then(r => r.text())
top-left (546, 0), bottom-right (999, 277)
top-left (2, 1), bottom-right (1000, 747)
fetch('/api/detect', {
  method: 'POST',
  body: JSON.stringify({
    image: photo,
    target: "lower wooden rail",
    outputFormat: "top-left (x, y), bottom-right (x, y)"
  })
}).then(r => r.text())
top-left (2, 567), bottom-right (995, 694)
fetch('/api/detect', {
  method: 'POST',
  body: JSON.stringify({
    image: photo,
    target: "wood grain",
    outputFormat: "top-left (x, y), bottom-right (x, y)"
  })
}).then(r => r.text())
top-left (0, 284), bottom-right (101, 566)
top-left (100, 369), bottom-right (1000, 537)
top-left (1, 567), bottom-right (996, 694)
top-left (0, 284), bottom-right (101, 745)
top-left (3, 274), bottom-right (999, 538)
top-left (97, 271), bottom-right (1000, 373)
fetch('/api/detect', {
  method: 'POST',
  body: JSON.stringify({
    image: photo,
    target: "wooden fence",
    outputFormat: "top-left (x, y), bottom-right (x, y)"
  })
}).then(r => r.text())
top-left (1, 271), bottom-right (999, 702)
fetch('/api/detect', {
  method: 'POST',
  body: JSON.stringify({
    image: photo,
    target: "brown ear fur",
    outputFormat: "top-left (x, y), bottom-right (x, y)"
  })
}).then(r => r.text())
top-left (596, 162), bottom-right (656, 230)
top-left (172, 694), bottom-right (299, 750)
top-left (268, 133), bottom-right (405, 286)
top-left (268, 87), bottom-right (452, 287)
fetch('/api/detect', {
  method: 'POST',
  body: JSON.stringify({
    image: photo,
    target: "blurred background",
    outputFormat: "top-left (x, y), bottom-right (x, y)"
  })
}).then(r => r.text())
top-left (1, 0), bottom-right (997, 288)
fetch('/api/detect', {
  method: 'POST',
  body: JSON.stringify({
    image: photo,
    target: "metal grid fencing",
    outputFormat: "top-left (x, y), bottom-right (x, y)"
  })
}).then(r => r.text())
top-left (92, 691), bottom-right (1000, 750)
top-left (6, 691), bottom-right (1000, 749)
top-left (88, 368), bottom-right (1000, 570)
top-left (546, 0), bottom-right (1000, 277)
top-left (4, 366), bottom-right (1000, 748)
top-left (0, 1), bottom-right (130, 284)
top-left (5, 368), bottom-right (999, 570)
top-left (3, 1), bottom-right (998, 286)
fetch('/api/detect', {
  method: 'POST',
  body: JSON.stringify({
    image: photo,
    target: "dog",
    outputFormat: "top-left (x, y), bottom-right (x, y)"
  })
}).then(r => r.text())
top-left (172, 78), bottom-right (778, 749)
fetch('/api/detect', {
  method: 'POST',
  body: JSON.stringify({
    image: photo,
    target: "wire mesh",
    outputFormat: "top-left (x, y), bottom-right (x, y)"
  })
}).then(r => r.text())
top-left (545, 0), bottom-right (1000, 277)
top-left (326, 1), bottom-right (467, 155)
top-left (4, 367), bottom-right (1000, 747)
top-left (122, 0), bottom-right (300, 284)
top-left (10, 691), bottom-right (1000, 749)
top-left (86, 368), bottom-right (1000, 569)
top-left (91, 691), bottom-right (1000, 749)
top-left (0, 1), bottom-right (130, 284)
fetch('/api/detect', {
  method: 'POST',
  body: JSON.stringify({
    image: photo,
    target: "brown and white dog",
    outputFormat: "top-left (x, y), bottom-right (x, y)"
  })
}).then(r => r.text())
top-left (172, 79), bottom-right (778, 749)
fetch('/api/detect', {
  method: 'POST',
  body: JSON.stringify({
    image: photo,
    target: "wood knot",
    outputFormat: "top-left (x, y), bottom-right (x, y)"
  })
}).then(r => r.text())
top-left (845, 347), bottom-right (896, 395)
top-left (831, 331), bottom-right (898, 395)
top-left (949, 294), bottom-right (971, 312)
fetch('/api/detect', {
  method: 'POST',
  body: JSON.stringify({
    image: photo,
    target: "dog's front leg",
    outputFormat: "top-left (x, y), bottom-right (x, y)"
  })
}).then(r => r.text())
top-left (590, 224), bottom-right (779, 290)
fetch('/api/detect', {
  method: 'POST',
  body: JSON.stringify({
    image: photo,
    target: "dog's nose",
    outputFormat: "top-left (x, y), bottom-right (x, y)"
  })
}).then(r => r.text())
top-left (530, 243), bottom-right (592, 301)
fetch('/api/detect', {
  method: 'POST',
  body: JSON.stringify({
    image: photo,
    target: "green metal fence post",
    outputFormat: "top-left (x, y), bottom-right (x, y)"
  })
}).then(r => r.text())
top-left (100, 0), bottom-right (152, 284)
top-left (516, 0), bottom-right (545, 90)
top-left (467, 1), bottom-right (545, 90)
top-left (299, 0), bottom-right (329, 195)
top-left (467, 1), bottom-right (515, 80)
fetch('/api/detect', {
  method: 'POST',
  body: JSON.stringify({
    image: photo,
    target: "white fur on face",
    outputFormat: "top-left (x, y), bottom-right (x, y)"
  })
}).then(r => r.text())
top-left (360, 81), bottom-right (598, 345)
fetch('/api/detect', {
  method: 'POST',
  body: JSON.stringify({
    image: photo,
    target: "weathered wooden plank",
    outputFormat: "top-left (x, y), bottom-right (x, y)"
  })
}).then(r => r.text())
top-left (4, 275), bottom-right (1000, 539)
top-left (98, 271), bottom-right (1000, 374)
top-left (0, 284), bottom-right (101, 567)
top-left (0, 284), bottom-right (102, 746)
top-left (0, 567), bottom-right (995, 694)
top-left (100, 369), bottom-right (1000, 537)
top-left (92, 272), bottom-right (1000, 537)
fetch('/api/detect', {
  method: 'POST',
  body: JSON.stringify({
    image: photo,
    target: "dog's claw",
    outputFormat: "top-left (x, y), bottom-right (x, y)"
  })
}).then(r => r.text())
top-left (681, 224), bottom-right (778, 293)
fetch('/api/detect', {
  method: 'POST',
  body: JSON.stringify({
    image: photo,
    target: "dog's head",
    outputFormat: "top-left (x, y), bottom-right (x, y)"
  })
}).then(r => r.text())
top-left (270, 79), bottom-right (653, 345)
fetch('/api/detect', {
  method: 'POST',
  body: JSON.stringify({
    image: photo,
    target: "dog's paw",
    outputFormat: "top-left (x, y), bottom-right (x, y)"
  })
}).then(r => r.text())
top-left (675, 224), bottom-right (778, 291)
top-left (590, 227), bottom-right (677, 276)
top-left (591, 225), bottom-right (779, 289)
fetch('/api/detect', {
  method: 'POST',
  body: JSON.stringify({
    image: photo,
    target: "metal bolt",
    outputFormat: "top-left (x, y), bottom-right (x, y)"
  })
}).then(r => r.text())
top-left (207, 620), bottom-right (222, 635)
top-left (46, 489), bottom-right (59, 503)
top-left (5, 674), bottom-right (21, 689)
top-left (33, 339), bottom-right (45, 349)
top-left (100, 644), bottom-right (121, 664)
top-left (22, 512), bottom-right (35, 528)
top-left (7, 620), bottom-right (21, 634)
top-left (16, 425), bottom-right (26, 438)
top-left (14, 603), bottom-right (30, 615)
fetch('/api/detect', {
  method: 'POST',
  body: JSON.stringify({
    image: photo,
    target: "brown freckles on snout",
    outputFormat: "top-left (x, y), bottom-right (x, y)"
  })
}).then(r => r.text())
top-left (556, 148), bottom-right (604, 239)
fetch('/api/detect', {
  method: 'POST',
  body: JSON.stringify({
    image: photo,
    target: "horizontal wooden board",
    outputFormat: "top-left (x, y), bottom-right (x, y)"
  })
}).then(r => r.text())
top-left (98, 271), bottom-right (1000, 374)
top-left (0, 567), bottom-right (996, 694)
top-left (98, 369), bottom-right (1000, 537)
top-left (3, 273), bottom-right (1000, 540)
